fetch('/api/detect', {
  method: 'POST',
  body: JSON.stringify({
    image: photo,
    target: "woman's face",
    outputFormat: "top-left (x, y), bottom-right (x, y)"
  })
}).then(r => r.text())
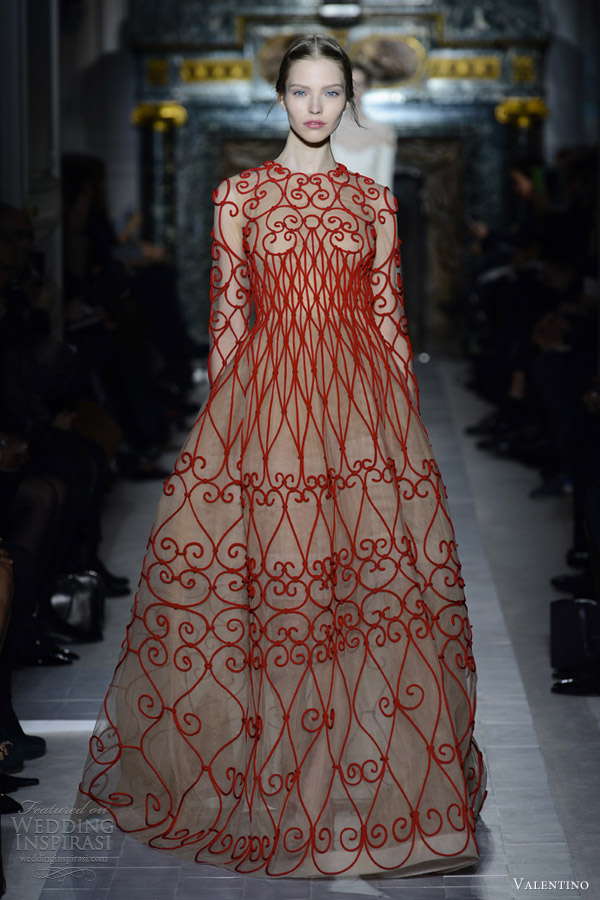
top-left (279, 57), bottom-right (348, 143)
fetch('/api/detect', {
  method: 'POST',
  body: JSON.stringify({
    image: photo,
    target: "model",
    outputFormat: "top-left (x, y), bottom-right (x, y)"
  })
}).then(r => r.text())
top-left (79, 34), bottom-right (486, 878)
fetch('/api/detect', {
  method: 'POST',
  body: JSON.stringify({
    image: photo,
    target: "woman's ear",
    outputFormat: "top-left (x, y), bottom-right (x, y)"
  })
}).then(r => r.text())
top-left (278, 93), bottom-right (287, 112)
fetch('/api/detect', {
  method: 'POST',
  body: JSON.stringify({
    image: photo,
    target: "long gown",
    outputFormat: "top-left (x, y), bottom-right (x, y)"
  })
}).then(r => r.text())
top-left (79, 160), bottom-right (486, 878)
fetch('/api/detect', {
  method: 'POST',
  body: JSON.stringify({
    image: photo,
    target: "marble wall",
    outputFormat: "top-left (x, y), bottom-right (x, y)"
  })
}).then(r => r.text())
top-left (126, 0), bottom-right (547, 344)
top-left (1, 0), bottom-right (63, 291)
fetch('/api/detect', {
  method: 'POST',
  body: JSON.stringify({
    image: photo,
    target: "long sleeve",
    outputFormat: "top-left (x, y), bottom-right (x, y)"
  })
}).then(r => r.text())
top-left (207, 178), bottom-right (252, 388)
top-left (370, 186), bottom-right (419, 411)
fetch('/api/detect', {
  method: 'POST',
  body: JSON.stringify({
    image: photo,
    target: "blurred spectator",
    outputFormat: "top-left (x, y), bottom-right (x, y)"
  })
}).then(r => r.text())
top-left (61, 153), bottom-right (202, 475)
top-left (0, 140), bottom-right (209, 836)
top-left (0, 204), bottom-right (62, 340)
top-left (462, 145), bottom-right (599, 693)
top-left (331, 64), bottom-right (397, 190)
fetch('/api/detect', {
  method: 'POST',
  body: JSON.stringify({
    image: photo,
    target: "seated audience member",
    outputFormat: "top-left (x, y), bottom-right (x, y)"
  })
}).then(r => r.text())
top-left (463, 147), bottom-right (599, 694)
top-left (62, 154), bottom-right (201, 452)
top-left (0, 203), bottom-right (62, 340)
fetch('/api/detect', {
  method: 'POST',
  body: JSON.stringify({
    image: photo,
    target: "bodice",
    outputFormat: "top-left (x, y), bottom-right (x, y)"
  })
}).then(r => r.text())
top-left (236, 162), bottom-right (384, 321)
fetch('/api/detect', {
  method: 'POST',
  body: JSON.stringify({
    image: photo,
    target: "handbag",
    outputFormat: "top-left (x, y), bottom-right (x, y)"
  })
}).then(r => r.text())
top-left (50, 570), bottom-right (105, 642)
top-left (550, 596), bottom-right (600, 671)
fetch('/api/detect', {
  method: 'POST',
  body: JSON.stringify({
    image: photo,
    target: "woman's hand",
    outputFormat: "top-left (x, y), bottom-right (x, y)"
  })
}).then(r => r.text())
top-left (0, 433), bottom-right (29, 471)
top-left (53, 410), bottom-right (76, 431)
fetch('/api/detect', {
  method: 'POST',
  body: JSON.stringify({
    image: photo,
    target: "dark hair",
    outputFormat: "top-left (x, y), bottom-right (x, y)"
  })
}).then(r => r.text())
top-left (275, 34), bottom-right (358, 122)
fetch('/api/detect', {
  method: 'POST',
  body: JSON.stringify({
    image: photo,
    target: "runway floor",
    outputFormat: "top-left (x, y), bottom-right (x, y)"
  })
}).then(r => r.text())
top-left (2, 359), bottom-right (599, 900)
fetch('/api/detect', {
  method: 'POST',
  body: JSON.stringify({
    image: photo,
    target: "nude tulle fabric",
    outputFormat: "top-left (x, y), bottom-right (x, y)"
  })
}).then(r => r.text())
top-left (79, 161), bottom-right (486, 877)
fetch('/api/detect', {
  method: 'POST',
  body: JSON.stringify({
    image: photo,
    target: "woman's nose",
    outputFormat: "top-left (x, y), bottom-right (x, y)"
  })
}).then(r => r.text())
top-left (308, 96), bottom-right (322, 114)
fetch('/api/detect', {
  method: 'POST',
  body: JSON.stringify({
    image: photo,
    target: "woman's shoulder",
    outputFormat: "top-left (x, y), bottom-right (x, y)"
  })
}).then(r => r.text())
top-left (213, 163), bottom-right (271, 204)
top-left (341, 167), bottom-right (395, 207)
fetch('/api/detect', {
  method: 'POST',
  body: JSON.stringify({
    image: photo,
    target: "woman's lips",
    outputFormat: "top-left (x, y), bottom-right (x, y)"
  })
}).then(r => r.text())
top-left (305, 121), bottom-right (325, 128)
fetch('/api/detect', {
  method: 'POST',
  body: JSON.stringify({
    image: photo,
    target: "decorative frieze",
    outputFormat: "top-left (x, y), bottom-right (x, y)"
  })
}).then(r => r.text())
top-left (180, 59), bottom-right (253, 82)
top-left (427, 55), bottom-right (501, 79)
top-left (143, 51), bottom-right (538, 87)
top-left (511, 55), bottom-right (536, 84)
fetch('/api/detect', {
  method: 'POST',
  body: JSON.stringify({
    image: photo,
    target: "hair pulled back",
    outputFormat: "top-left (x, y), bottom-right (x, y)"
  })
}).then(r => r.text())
top-left (275, 34), bottom-right (357, 122)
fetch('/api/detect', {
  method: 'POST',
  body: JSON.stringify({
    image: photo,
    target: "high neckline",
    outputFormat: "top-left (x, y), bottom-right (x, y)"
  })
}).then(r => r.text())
top-left (265, 159), bottom-right (346, 179)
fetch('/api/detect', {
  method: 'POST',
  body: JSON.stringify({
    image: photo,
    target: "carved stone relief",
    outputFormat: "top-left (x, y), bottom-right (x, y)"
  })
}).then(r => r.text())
top-left (440, 0), bottom-right (543, 40)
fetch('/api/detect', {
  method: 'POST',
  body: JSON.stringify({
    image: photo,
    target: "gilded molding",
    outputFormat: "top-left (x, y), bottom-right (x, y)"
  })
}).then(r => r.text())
top-left (235, 16), bottom-right (245, 46)
top-left (512, 55), bottom-right (536, 83)
top-left (494, 97), bottom-right (547, 128)
top-left (130, 102), bottom-right (188, 128)
top-left (427, 56), bottom-right (501, 80)
top-left (180, 59), bottom-right (253, 82)
top-left (147, 59), bottom-right (169, 86)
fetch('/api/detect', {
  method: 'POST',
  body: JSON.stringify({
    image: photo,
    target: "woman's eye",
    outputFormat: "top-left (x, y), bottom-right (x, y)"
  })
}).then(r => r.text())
top-left (293, 90), bottom-right (306, 96)
top-left (326, 91), bottom-right (340, 97)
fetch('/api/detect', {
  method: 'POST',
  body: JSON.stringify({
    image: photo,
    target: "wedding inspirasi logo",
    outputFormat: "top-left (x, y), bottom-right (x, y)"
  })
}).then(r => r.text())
top-left (9, 798), bottom-right (114, 876)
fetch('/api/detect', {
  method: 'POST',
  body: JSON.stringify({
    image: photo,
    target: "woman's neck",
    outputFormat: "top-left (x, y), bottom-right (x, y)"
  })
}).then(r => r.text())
top-left (275, 133), bottom-right (338, 176)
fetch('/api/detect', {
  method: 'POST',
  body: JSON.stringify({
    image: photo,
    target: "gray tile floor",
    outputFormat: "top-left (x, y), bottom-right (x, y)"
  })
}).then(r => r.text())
top-left (2, 360), bottom-right (598, 900)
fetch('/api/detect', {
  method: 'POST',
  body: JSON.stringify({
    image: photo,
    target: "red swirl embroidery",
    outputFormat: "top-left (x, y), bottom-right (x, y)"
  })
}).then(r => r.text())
top-left (80, 161), bottom-right (485, 877)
